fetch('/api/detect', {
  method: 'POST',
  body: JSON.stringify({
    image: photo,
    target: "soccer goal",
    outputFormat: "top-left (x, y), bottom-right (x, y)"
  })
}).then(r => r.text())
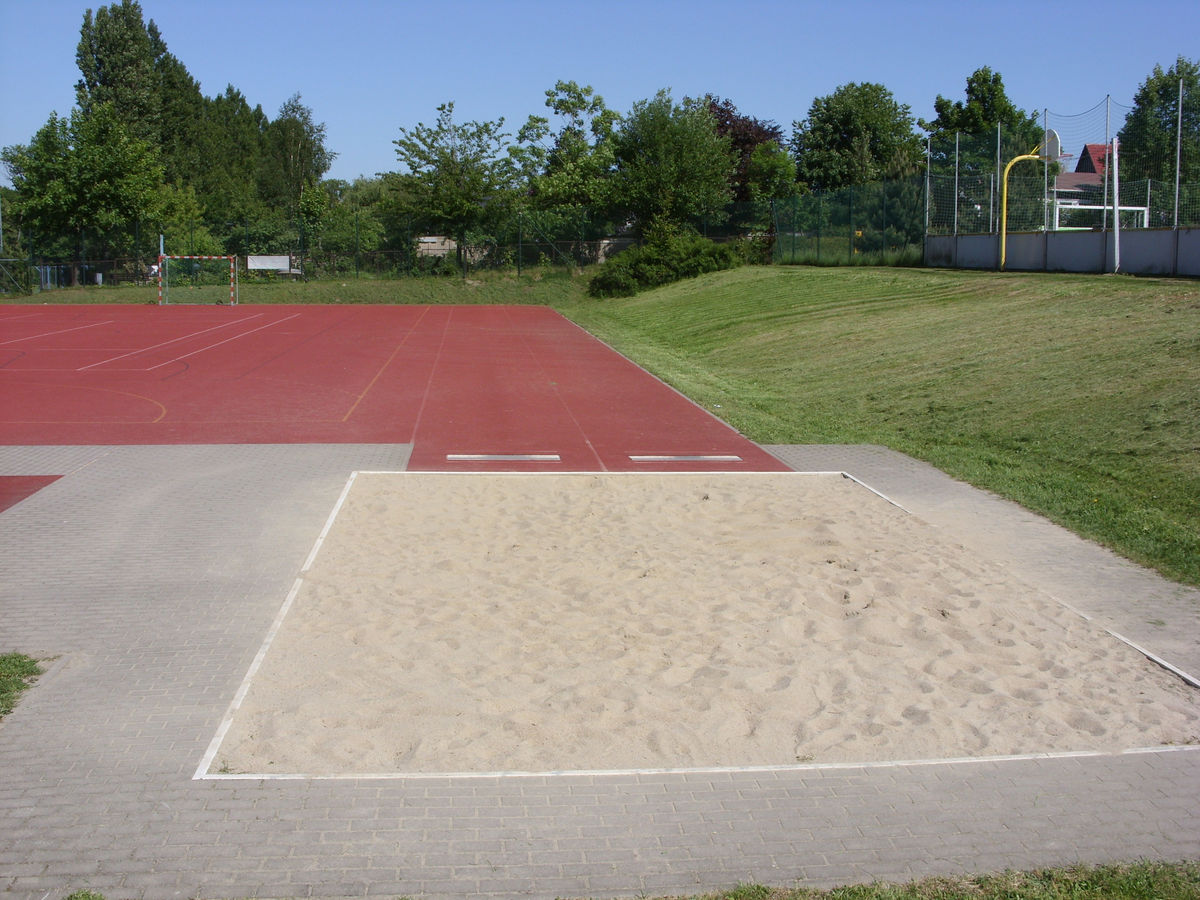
top-left (157, 255), bottom-right (238, 305)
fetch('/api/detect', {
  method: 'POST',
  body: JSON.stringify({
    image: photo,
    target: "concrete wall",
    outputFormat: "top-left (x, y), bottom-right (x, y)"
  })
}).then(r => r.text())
top-left (925, 228), bottom-right (1198, 277)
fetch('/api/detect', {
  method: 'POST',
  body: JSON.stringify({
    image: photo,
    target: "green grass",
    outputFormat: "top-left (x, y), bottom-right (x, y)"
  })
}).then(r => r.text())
top-left (5, 266), bottom-right (590, 306)
top-left (687, 860), bottom-right (1200, 898)
top-left (0, 652), bottom-right (43, 719)
top-left (47, 861), bottom-right (1200, 899)
top-left (558, 266), bottom-right (1200, 586)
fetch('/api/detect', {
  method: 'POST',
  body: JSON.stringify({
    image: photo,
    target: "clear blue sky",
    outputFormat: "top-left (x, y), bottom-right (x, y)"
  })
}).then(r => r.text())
top-left (1, 0), bottom-right (1194, 188)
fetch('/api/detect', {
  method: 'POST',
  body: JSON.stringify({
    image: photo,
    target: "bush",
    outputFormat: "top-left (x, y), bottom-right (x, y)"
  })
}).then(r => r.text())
top-left (588, 221), bottom-right (745, 297)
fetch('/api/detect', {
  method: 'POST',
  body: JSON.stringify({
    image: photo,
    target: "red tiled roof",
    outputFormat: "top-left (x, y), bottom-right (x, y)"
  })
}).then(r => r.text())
top-left (1055, 172), bottom-right (1104, 193)
top-left (1076, 144), bottom-right (1109, 175)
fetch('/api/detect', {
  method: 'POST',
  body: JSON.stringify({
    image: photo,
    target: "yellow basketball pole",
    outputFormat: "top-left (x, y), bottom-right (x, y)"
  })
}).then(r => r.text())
top-left (1000, 148), bottom-right (1043, 271)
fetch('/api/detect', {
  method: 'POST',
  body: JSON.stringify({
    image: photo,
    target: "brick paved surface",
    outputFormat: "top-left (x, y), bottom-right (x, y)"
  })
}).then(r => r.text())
top-left (1, 444), bottom-right (1197, 899)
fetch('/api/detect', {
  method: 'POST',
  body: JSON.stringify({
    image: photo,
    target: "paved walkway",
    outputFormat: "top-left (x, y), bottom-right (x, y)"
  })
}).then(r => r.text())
top-left (1, 444), bottom-right (1197, 899)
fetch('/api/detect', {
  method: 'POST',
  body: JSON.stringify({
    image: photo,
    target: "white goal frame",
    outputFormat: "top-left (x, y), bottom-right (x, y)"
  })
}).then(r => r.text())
top-left (1053, 201), bottom-right (1149, 231)
top-left (158, 255), bottom-right (238, 305)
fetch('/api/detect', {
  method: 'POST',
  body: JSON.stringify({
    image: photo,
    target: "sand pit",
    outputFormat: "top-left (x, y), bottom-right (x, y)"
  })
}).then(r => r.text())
top-left (214, 473), bottom-right (1199, 775)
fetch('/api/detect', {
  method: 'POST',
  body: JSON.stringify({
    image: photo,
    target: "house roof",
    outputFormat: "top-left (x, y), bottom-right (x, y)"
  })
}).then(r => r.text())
top-left (1076, 144), bottom-right (1109, 175)
top-left (1055, 172), bottom-right (1104, 194)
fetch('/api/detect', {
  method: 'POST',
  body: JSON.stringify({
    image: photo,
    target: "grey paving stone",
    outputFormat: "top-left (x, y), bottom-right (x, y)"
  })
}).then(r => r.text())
top-left (1, 443), bottom-right (1198, 899)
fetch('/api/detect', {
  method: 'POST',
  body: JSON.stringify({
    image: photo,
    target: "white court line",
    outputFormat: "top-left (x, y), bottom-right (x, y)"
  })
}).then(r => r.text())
top-left (629, 454), bottom-right (743, 462)
top-left (78, 314), bottom-right (263, 371)
top-left (193, 470), bottom-right (359, 780)
top-left (147, 313), bottom-right (301, 370)
top-left (0, 320), bottom-right (115, 346)
top-left (198, 743), bottom-right (1200, 781)
top-left (446, 453), bottom-right (561, 461)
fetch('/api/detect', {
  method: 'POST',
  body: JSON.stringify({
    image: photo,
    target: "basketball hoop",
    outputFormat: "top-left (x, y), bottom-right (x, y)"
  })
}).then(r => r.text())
top-left (1040, 129), bottom-right (1072, 163)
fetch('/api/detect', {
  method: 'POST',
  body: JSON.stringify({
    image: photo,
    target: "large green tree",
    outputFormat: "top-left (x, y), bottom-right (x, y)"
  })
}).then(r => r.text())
top-left (609, 90), bottom-right (735, 232)
top-left (792, 82), bottom-right (923, 192)
top-left (194, 86), bottom-right (271, 228)
top-left (393, 102), bottom-right (521, 265)
top-left (2, 103), bottom-right (164, 273)
top-left (519, 80), bottom-right (619, 212)
top-left (75, 0), bottom-right (160, 145)
top-left (707, 96), bottom-right (791, 201)
top-left (260, 94), bottom-right (336, 218)
top-left (1118, 56), bottom-right (1200, 184)
top-left (920, 66), bottom-right (1043, 172)
top-left (148, 22), bottom-right (207, 190)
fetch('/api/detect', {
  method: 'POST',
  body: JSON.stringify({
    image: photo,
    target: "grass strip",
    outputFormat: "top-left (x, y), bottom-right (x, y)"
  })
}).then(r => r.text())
top-left (55, 860), bottom-right (1200, 899)
top-left (0, 652), bottom-right (43, 718)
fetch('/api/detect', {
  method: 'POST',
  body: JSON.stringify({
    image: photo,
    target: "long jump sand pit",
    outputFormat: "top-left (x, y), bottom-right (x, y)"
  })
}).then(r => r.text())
top-left (214, 473), bottom-right (1199, 776)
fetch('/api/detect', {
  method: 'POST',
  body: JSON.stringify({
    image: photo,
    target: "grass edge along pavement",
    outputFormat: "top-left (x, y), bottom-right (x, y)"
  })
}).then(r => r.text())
top-left (557, 266), bottom-right (1200, 587)
top-left (0, 651), bottom-right (43, 719)
top-left (52, 860), bottom-right (1200, 899)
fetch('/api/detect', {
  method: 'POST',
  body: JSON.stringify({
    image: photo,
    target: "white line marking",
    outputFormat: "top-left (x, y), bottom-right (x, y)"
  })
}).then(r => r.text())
top-left (79, 315), bottom-right (263, 370)
top-left (147, 313), bottom-right (301, 370)
top-left (446, 453), bottom-right (561, 461)
top-left (196, 743), bottom-right (1200, 781)
top-left (193, 471), bottom-right (359, 780)
top-left (1102, 628), bottom-right (1200, 688)
top-left (0, 320), bottom-right (115, 346)
top-left (300, 471), bottom-right (358, 574)
top-left (196, 469), bottom-right (1200, 779)
top-left (629, 454), bottom-right (743, 462)
top-left (837, 471), bottom-right (914, 514)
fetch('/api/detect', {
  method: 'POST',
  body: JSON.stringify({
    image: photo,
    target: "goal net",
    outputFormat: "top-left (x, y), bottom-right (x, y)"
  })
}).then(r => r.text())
top-left (158, 255), bottom-right (238, 305)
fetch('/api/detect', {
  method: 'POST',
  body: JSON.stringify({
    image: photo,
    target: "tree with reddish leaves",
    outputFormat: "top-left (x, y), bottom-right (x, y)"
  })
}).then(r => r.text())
top-left (706, 96), bottom-right (791, 201)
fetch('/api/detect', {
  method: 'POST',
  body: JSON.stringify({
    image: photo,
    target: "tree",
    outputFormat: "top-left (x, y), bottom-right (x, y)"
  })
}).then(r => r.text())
top-left (2, 103), bottom-right (164, 275)
top-left (609, 90), bottom-right (735, 233)
top-left (792, 82), bottom-right (923, 191)
top-left (920, 67), bottom-right (1043, 173)
top-left (260, 94), bottom-right (336, 217)
top-left (148, 21), bottom-right (207, 190)
top-left (75, 0), bottom-right (160, 145)
top-left (707, 96), bottom-right (788, 201)
top-left (393, 102), bottom-right (520, 266)
top-left (745, 141), bottom-right (798, 201)
top-left (518, 80), bottom-right (619, 212)
top-left (1118, 56), bottom-right (1200, 184)
top-left (196, 86), bottom-right (270, 227)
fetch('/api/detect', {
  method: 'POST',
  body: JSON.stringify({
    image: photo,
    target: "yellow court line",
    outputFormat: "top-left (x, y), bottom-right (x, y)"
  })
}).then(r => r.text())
top-left (5, 382), bottom-right (169, 423)
top-left (341, 306), bottom-right (432, 423)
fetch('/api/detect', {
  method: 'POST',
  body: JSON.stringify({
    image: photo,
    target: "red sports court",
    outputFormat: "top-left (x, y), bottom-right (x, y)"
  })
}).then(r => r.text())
top-left (0, 303), bottom-right (786, 472)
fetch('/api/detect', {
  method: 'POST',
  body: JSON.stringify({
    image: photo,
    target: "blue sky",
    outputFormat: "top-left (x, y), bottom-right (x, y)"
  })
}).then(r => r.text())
top-left (1, 0), bottom-right (1194, 188)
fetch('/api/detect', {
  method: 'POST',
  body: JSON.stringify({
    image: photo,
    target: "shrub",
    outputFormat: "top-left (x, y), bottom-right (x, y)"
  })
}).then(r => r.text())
top-left (588, 220), bottom-right (745, 298)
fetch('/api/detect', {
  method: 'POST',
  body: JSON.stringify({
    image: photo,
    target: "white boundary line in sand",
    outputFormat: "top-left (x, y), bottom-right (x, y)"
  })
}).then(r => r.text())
top-left (193, 471), bottom-right (361, 780)
top-left (199, 744), bottom-right (1200, 781)
top-left (194, 468), bottom-right (1199, 780)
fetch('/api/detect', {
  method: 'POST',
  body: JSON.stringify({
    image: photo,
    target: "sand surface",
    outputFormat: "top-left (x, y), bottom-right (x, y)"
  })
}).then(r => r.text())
top-left (216, 473), bottom-right (1199, 775)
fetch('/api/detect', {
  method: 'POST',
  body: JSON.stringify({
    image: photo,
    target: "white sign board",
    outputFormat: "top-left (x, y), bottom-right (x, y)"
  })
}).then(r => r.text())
top-left (247, 254), bottom-right (291, 271)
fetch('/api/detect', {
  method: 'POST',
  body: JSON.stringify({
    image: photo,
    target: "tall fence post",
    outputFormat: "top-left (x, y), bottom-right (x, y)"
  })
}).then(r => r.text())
top-left (1113, 136), bottom-right (1121, 274)
top-left (1175, 76), bottom-right (1184, 229)
top-left (953, 132), bottom-right (960, 235)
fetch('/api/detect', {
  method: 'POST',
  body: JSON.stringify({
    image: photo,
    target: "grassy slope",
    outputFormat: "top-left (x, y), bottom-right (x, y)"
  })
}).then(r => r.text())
top-left (558, 266), bottom-right (1200, 586)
